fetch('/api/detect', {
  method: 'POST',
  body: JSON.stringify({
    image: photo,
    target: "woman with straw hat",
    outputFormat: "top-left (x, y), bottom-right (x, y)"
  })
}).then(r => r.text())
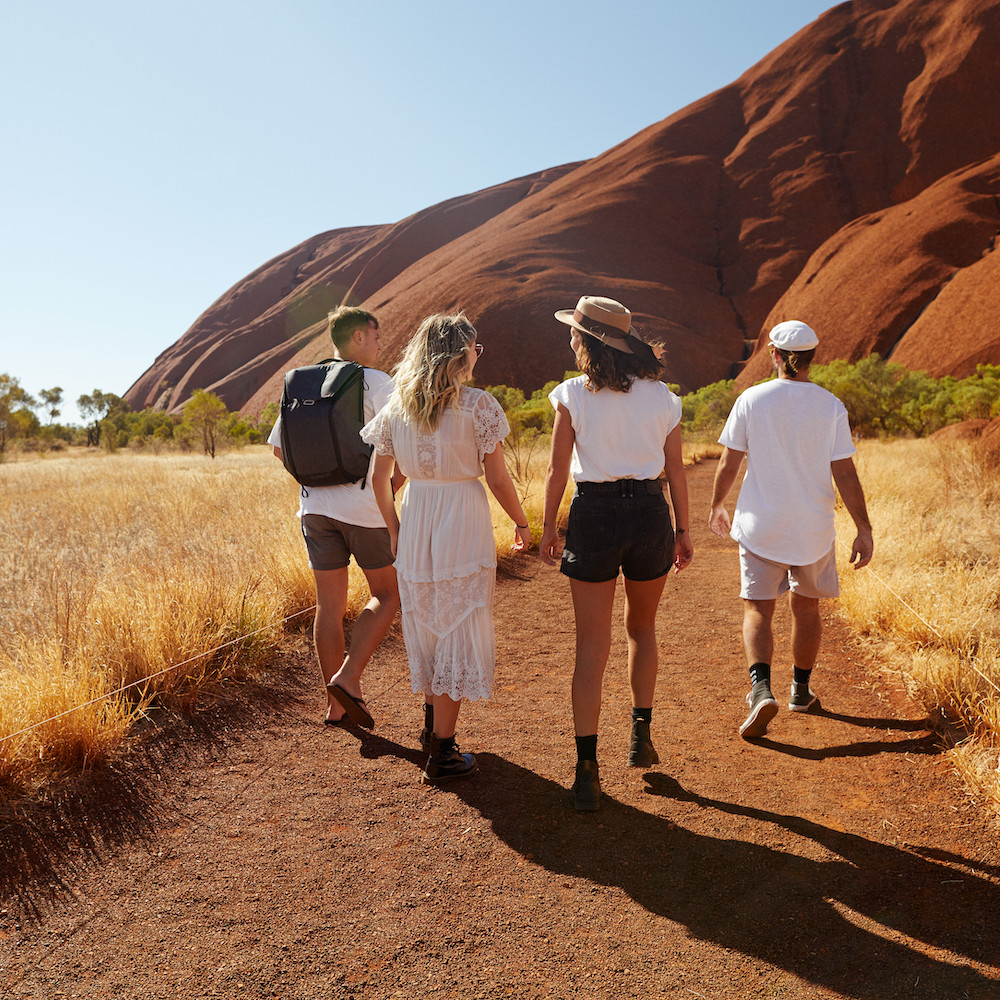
top-left (540, 295), bottom-right (693, 811)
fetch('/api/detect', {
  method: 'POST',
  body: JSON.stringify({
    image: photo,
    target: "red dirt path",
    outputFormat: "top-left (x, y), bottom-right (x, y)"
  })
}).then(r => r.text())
top-left (2, 464), bottom-right (999, 999)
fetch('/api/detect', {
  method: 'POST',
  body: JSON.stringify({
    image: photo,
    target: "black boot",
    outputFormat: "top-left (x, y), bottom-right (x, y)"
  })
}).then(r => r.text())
top-left (421, 735), bottom-right (477, 784)
top-left (628, 719), bottom-right (660, 768)
top-left (571, 759), bottom-right (601, 811)
top-left (418, 702), bottom-right (433, 750)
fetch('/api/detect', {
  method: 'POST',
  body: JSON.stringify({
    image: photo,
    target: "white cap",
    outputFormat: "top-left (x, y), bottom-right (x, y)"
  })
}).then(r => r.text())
top-left (768, 320), bottom-right (819, 351)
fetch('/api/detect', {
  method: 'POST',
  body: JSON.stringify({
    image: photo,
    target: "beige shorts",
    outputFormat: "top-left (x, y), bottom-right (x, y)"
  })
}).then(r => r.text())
top-left (739, 544), bottom-right (839, 601)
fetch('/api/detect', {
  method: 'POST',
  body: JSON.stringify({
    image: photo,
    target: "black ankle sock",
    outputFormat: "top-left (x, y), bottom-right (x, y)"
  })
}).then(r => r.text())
top-left (793, 667), bottom-right (812, 686)
top-left (749, 662), bottom-right (771, 686)
top-left (423, 702), bottom-right (433, 727)
top-left (631, 707), bottom-right (652, 724)
top-left (575, 734), bottom-right (598, 762)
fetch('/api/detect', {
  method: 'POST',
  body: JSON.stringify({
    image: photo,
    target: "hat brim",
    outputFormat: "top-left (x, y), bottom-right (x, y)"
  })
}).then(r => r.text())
top-left (554, 308), bottom-right (636, 355)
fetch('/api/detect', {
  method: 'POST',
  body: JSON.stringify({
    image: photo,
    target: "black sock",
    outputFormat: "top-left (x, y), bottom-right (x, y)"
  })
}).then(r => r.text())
top-left (749, 662), bottom-right (771, 687)
top-left (575, 734), bottom-right (598, 762)
top-left (631, 707), bottom-right (652, 724)
top-left (793, 667), bottom-right (812, 686)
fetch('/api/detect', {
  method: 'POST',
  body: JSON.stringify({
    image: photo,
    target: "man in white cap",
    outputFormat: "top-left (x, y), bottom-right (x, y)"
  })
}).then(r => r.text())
top-left (708, 320), bottom-right (873, 739)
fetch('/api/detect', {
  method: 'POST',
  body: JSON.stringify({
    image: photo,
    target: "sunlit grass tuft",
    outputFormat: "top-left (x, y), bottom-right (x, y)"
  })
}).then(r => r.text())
top-left (0, 448), bottom-right (359, 797)
top-left (836, 438), bottom-right (1000, 808)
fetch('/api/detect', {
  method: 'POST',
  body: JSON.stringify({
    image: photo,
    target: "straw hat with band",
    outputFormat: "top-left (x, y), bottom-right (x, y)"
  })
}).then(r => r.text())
top-left (554, 296), bottom-right (657, 362)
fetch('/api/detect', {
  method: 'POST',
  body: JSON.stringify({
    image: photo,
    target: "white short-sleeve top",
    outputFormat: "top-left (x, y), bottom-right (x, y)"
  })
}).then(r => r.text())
top-left (719, 378), bottom-right (856, 564)
top-left (548, 375), bottom-right (682, 483)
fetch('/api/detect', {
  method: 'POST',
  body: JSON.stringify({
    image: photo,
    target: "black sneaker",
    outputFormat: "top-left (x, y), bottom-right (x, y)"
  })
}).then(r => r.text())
top-left (571, 759), bottom-right (601, 811)
top-left (739, 681), bottom-right (778, 739)
top-left (421, 736), bottom-right (477, 784)
top-left (628, 719), bottom-right (660, 768)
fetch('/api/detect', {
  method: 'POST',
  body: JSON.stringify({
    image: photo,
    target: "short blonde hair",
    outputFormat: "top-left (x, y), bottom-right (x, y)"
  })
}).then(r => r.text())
top-left (328, 306), bottom-right (378, 351)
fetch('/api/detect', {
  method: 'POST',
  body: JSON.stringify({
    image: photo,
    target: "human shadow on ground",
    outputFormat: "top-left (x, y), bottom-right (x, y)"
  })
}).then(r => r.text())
top-left (813, 708), bottom-right (931, 731)
top-left (450, 754), bottom-right (1000, 1000)
top-left (750, 731), bottom-right (940, 760)
top-left (0, 664), bottom-right (312, 922)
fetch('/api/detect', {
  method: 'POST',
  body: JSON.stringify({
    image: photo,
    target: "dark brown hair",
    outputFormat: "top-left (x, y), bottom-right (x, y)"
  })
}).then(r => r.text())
top-left (577, 334), bottom-right (663, 392)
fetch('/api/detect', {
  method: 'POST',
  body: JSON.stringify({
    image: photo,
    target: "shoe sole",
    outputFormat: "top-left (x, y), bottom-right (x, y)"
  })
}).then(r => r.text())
top-left (740, 698), bottom-right (778, 739)
top-left (627, 750), bottom-right (660, 768)
top-left (788, 697), bottom-right (819, 713)
top-left (420, 762), bottom-right (478, 784)
top-left (571, 790), bottom-right (601, 811)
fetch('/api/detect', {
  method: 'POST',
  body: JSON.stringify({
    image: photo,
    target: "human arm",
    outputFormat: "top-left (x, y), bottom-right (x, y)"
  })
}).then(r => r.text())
top-left (708, 446), bottom-right (745, 538)
top-left (662, 424), bottom-right (693, 572)
top-left (482, 443), bottom-right (531, 551)
top-left (272, 446), bottom-right (282, 460)
top-left (370, 451), bottom-right (400, 557)
top-left (390, 466), bottom-right (407, 499)
top-left (539, 404), bottom-right (575, 566)
top-left (831, 457), bottom-right (873, 569)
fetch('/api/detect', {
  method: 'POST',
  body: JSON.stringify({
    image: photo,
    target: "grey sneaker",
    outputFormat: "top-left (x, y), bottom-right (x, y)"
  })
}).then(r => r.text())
top-left (739, 682), bottom-right (778, 739)
top-left (789, 682), bottom-right (819, 713)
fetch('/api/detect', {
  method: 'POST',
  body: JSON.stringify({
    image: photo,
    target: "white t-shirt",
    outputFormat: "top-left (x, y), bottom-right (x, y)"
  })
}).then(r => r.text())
top-left (268, 367), bottom-right (394, 528)
top-left (548, 376), bottom-right (682, 482)
top-left (719, 378), bottom-right (856, 564)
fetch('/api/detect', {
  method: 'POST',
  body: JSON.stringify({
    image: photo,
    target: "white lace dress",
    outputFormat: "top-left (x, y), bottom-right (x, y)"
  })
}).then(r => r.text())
top-left (361, 387), bottom-right (510, 701)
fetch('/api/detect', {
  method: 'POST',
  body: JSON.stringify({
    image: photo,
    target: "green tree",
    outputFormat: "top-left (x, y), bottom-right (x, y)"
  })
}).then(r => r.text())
top-left (680, 379), bottom-right (737, 436)
top-left (183, 390), bottom-right (229, 458)
top-left (0, 374), bottom-right (36, 454)
top-left (39, 386), bottom-right (63, 424)
top-left (78, 390), bottom-right (126, 446)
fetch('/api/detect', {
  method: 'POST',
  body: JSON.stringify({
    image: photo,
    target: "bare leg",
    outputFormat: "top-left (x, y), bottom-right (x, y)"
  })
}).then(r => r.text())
top-left (789, 592), bottom-right (822, 670)
top-left (569, 577), bottom-right (617, 736)
top-left (742, 598), bottom-right (776, 668)
top-left (431, 694), bottom-right (462, 739)
top-left (327, 563), bottom-right (400, 711)
top-left (623, 575), bottom-right (667, 709)
top-left (313, 568), bottom-right (349, 720)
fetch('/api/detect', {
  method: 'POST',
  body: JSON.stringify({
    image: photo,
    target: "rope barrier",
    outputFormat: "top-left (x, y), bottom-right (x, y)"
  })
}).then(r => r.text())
top-left (0, 605), bottom-right (317, 747)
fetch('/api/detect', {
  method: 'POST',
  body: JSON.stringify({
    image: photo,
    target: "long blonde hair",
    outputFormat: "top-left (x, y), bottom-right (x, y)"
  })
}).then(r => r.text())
top-left (389, 313), bottom-right (477, 431)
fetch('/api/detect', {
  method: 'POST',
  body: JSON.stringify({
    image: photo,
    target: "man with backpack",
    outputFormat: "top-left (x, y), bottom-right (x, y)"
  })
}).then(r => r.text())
top-left (268, 306), bottom-right (403, 728)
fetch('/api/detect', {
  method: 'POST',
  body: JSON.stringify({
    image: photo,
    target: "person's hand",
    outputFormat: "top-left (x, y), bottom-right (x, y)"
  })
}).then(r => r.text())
top-left (850, 530), bottom-right (873, 569)
top-left (709, 505), bottom-right (731, 539)
top-left (673, 531), bottom-right (694, 572)
top-left (513, 524), bottom-right (531, 552)
top-left (539, 526), bottom-right (560, 566)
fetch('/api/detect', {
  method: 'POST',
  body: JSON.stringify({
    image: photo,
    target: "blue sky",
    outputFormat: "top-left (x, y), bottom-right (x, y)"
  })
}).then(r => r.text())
top-left (1, 0), bottom-right (835, 424)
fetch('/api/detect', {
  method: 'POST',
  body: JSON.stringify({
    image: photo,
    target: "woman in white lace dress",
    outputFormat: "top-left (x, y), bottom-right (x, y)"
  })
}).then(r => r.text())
top-left (362, 313), bottom-right (531, 783)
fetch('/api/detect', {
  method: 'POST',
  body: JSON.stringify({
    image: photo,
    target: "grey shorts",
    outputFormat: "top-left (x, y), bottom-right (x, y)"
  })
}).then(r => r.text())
top-left (739, 544), bottom-right (839, 600)
top-left (300, 514), bottom-right (394, 572)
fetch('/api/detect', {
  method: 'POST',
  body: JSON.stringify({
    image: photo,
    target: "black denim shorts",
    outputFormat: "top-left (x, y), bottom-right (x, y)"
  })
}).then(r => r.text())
top-left (560, 480), bottom-right (674, 583)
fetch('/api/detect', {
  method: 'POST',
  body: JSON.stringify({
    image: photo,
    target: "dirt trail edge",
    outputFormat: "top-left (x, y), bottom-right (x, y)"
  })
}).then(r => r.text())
top-left (2, 464), bottom-right (999, 1000)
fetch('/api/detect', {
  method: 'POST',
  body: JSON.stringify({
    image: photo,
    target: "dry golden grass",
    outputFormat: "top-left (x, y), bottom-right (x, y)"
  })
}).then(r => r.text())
top-left (0, 447), bottom-right (372, 797)
top-left (836, 438), bottom-right (1000, 808)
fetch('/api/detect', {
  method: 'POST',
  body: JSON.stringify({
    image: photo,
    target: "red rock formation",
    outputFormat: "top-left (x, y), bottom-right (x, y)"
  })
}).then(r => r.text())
top-left (124, 0), bottom-right (1000, 418)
